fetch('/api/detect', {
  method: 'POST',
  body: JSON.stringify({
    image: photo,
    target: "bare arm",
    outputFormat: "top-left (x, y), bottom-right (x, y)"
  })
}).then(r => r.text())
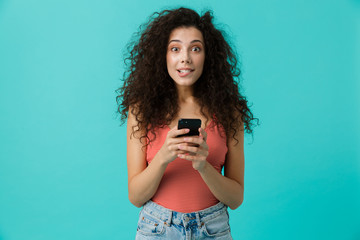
top-left (177, 125), bottom-right (245, 210)
top-left (126, 109), bottom-right (190, 207)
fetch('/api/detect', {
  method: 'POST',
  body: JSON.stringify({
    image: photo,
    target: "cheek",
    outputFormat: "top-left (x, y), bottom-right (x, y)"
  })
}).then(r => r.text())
top-left (195, 55), bottom-right (205, 68)
top-left (194, 51), bottom-right (205, 61)
top-left (166, 54), bottom-right (177, 67)
top-left (166, 55), bottom-right (177, 78)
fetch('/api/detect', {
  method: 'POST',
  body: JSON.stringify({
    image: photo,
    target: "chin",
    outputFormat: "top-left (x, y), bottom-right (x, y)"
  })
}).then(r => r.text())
top-left (175, 79), bottom-right (197, 87)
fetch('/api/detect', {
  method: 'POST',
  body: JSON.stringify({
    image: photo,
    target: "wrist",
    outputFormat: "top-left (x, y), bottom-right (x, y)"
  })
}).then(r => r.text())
top-left (197, 161), bottom-right (209, 174)
top-left (156, 147), bottom-right (171, 168)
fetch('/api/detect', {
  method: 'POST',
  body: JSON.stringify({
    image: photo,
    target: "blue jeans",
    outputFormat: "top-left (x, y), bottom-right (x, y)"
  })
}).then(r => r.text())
top-left (135, 201), bottom-right (233, 239)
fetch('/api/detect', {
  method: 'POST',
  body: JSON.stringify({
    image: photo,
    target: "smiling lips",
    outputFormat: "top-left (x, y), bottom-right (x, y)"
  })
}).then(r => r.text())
top-left (177, 68), bottom-right (194, 77)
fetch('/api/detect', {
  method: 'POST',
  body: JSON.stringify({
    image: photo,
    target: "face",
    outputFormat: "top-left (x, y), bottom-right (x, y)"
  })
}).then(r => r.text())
top-left (166, 27), bottom-right (205, 88)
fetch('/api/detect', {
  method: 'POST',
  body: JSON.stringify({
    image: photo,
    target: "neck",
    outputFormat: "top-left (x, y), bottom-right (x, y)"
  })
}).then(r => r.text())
top-left (176, 85), bottom-right (195, 104)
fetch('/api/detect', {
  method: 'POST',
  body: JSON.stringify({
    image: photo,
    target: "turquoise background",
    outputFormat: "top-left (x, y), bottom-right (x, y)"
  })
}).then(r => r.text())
top-left (0, 0), bottom-right (359, 239)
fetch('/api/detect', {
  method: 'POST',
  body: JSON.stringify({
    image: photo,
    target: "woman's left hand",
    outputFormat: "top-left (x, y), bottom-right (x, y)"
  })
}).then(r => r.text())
top-left (177, 128), bottom-right (209, 171)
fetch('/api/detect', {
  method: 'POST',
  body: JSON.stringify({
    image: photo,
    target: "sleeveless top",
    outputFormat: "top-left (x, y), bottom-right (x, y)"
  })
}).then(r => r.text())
top-left (146, 120), bottom-right (228, 213)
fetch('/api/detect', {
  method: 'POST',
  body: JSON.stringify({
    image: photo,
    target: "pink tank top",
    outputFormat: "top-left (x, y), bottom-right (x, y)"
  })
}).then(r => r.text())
top-left (146, 120), bottom-right (228, 213)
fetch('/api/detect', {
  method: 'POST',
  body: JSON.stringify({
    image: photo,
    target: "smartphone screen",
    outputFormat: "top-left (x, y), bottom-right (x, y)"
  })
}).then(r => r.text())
top-left (177, 118), bottom-right (201, 137)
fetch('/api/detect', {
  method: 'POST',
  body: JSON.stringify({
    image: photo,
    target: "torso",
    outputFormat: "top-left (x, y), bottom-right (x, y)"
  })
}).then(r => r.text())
top-left (147, 115), bottom-right (228, 213)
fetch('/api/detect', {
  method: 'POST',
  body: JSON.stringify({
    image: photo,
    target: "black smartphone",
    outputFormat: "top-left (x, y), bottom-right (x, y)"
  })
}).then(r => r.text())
top-left (177, 118), bottom-right (202, 137)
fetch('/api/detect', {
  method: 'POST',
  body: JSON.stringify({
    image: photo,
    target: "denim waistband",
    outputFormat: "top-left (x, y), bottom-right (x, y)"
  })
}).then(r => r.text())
top-left (142, 201), bottom-right (227, 228)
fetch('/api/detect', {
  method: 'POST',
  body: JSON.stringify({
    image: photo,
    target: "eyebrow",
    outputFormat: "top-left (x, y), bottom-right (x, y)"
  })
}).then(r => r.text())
top-left (168, 39), bottom-right (204, 45)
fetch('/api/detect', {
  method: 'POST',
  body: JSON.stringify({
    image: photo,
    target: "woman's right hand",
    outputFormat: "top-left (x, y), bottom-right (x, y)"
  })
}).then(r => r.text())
top-left (159, 126), bottom-right (190, 164)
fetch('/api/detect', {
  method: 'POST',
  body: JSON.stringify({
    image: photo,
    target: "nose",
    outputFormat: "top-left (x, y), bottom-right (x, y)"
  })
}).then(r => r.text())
top-left (181, 51), bottom-right (191, 64)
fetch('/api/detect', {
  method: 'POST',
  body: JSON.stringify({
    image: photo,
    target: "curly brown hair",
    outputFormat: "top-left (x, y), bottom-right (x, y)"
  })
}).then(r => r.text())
top-left (116, 7), bottom-right (258, 144)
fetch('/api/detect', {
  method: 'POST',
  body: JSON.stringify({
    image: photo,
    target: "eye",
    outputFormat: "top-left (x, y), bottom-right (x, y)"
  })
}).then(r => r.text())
top-left (192, 46), bottom-right (201, 52)
top-left (170, 47), bottom-right (179, 52)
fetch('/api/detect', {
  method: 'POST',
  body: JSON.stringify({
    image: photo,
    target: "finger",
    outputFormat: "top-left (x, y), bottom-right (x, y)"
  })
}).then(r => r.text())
top-left (175, 150), bottom-right (187, 154)
top-left (178, 145), bottom-right (207, 156)
top-left (169, 137), bottom-right (192, 146)
top-left (178, 141), bottom-right (199, 147)
top-left (179, 141), bottom-right (208, 152)
top-left (178, 145), bottom-right (198, 154)
top-left (199, 128), bottom-right (207, 141)
top-left (178, 151), bottom-right (196, 156)
top-left (169, 128), bottom-right (190, 138)
top-left (170, 141), bottom-right (197, 152)
top-left (178, 153), bottom-right (195, 161)
top-left (170, 143), bottom-right (191, 152)
top-left (178, 153), bottom-right (206, 161)
top-left (183, 136), bottom-right (205, 145)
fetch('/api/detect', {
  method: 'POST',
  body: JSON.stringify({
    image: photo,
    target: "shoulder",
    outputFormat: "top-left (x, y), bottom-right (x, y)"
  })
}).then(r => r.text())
top-left (127, 105), bottom-right (146, 142)
top-left (226, 110), bottom-right (244, 147)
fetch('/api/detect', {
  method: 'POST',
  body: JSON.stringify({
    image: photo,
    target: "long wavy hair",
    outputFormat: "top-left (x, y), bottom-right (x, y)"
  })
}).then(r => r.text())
top-left (116, 7), bottom-right (258, 144)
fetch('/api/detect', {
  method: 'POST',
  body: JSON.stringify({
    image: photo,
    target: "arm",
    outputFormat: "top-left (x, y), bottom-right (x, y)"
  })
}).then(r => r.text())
top-left (127, 108), bottom-right (191, 207)
top-left (126, 110), bottom-right (165, 207)
top-left (177, 125), bottom-right (245, 210)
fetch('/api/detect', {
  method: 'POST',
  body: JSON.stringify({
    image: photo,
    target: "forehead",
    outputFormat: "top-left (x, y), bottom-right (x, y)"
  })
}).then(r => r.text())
top-left (168, 27), bottom-right (204, 43)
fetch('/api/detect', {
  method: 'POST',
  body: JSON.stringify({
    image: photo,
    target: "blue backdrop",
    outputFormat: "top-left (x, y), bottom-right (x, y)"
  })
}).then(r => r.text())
top-left (0, 0), bottom-right (359, 239)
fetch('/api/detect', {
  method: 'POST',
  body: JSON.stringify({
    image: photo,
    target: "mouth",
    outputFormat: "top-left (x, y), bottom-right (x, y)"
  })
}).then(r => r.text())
top-left (177, 68), bottom-right (194, 77)
top-left (177, 69), bottom-right (194, 73)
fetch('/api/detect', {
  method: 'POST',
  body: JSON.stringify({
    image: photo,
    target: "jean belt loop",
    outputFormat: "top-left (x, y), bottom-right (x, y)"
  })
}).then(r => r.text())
top-left (195, 212), bottom-right (202, 228)
top-left (165, 209), bottom-right (173, 227)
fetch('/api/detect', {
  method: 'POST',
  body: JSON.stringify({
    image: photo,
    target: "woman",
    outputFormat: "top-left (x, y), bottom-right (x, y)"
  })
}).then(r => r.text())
top-left (117, 7), bottom-right (257, 239)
